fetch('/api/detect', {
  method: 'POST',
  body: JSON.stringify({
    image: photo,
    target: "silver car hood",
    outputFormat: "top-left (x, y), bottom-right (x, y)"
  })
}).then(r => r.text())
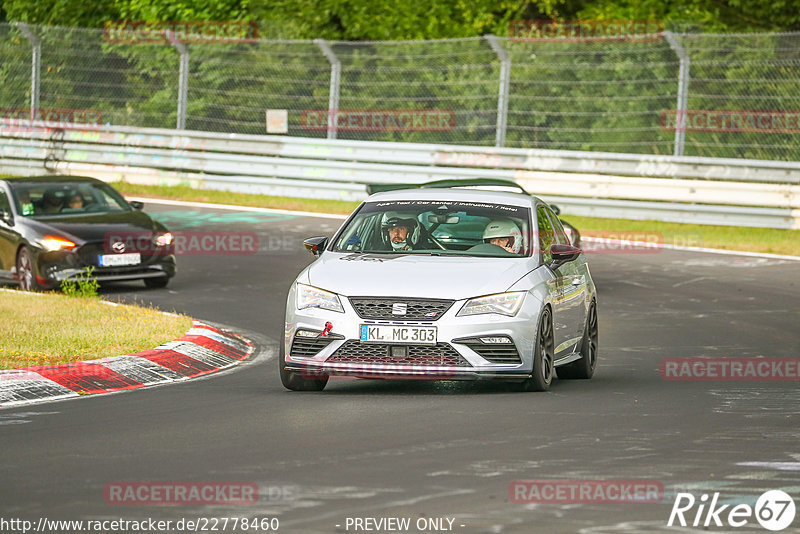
top-left (306, 252), bottom-right (535, 300)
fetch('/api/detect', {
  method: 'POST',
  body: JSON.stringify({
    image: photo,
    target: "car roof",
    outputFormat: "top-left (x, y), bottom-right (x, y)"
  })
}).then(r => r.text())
top-left (0, 175), bottom-right (103, 184)
top-left (365, 187), bottom-right (541, 207)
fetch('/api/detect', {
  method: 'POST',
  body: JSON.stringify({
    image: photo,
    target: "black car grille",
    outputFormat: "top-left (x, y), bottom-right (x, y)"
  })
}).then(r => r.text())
top-left (457, 338), bottom-right (522, 364)
top-left (326, 341), bottom-right (469, 366)
top-left (348, 298), bottom-right (454, 321)
top-left (289, 335), bottom-right (340, 358)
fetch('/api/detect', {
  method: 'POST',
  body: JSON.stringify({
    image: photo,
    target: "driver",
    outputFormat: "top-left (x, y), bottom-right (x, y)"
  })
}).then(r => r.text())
top-left (381, 213), bottom-right (419, 251)
top-left (67, 193), bottom-right (84, 209)
top-left (483, 219), bottom-right (523, 254)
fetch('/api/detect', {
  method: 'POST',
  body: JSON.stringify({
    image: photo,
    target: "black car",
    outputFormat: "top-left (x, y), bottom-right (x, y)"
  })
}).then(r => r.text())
top-left (0, 176), bottom-right (176, 290)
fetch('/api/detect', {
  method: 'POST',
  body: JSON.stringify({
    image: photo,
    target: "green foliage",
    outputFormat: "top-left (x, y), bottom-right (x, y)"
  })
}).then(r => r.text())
top-left (61, 267), bottom-right (100, 298)
top-left (3, 0), bottom-right (798, 35)
top-left (2, 0), bottom-right (119, 27)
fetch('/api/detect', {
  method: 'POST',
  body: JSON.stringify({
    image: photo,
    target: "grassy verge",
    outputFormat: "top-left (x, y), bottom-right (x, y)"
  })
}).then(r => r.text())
top-left (113, 182), bottom-right (799, 257)
top-left (561, 215), bottom-right (799, 256)
top-left (114, 181), bottom-right (360, 215)
top-left (0, 290), bottom-right (192, 370)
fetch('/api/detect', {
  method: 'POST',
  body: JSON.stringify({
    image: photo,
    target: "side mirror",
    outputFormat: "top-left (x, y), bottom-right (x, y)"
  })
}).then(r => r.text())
top-left (303, 236), bottom-right (328, 256)
top-left (550, 243), bottom-right (581, 268)
top-left (129, 200), bottom-right (144, 210)
top-left (550, 204), bottom-right (561, 215)
top-left (0, 209), bottom-right (13, 225)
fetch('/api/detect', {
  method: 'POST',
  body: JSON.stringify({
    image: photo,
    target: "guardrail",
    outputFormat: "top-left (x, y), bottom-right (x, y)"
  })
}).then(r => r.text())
top-left (1, 122), bottom-right (799, 229)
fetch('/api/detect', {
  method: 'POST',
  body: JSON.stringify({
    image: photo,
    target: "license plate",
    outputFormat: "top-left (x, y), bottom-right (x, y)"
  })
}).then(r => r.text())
top-left (98, 253), bottom-right (141, 267)
top-left (360, 324), bottom-right (437, 345)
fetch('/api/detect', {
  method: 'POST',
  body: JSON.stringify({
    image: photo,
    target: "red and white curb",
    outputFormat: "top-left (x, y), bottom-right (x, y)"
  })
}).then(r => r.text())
top-left (0, 321), bottom-right (254, 407)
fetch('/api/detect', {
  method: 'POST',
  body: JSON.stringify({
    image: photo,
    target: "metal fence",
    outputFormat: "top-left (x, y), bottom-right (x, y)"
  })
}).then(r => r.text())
top-left (2, 23), bottom-right (799, 160)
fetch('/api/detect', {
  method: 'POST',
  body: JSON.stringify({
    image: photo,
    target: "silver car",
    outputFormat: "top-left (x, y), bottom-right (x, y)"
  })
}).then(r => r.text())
top-left (280, 188), bottom-right (598, 392)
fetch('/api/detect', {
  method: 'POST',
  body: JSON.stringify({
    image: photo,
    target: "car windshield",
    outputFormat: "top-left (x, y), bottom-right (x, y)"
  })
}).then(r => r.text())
top-left (332, 200), bottom-right (532, 257)
top-left (8, 181), bottom-right (132, 217)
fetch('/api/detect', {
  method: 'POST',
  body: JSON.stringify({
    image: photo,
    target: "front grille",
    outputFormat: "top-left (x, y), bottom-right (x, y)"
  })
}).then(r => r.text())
top-left (348, 297), bottom-right (454, 321)
top-left (458, 338), bottom-right (522, 364)
top-left (289, 335), bottom-right (341, 358)
top-left (327, 341), bottom-right (469, 366)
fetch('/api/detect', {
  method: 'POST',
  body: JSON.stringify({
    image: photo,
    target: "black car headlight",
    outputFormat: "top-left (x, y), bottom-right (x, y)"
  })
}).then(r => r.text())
top-left (40, 235), bottom-right (77, 251)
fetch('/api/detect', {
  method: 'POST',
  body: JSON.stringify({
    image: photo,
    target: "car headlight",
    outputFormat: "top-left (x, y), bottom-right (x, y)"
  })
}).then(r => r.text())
top-left (296, 283), bottom-right (344, 313)
top-left (154, 232), bottom-right (174, 246)
top-left (457, 291), bottom-right (526, 317)
top-left (40, 235), bottom-right (77, 251)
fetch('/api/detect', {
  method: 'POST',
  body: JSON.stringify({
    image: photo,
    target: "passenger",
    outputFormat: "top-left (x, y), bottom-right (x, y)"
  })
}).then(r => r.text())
top-left (483, 219), bottom-right (522, 254)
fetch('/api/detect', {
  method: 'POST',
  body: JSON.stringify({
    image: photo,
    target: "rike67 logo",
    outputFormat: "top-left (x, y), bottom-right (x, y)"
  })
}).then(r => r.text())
top-left (668, 490), bottom-right (796, 531)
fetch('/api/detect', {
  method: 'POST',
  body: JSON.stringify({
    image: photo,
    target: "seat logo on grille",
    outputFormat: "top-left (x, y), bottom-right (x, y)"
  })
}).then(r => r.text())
top-left (392, 303), bottom-right (408, 315)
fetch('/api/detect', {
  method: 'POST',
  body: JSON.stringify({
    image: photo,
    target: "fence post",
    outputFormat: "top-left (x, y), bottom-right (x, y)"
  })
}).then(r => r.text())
top-left (315, 39), bottom-right (341, 140)
top-left (167, 31), bottom-right (189, 130)
top-left (15, 22), bottom-right (41, 121)
top-left (664, 31), bottom-right (690, 157)
top-left (485, 34), bottom-right (511, 148)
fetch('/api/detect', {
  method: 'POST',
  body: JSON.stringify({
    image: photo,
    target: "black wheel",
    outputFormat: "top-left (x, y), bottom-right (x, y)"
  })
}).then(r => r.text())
top-left (16, 247), bottom-right (41, 291)
top-left (557, 300), bottom-right (598, 380)
top-left (520, 306), bottom-right (555, 392)
top-left (279, 346), bottom-right (328, 391)
top-left (144, 277), bottom-right (170, 289)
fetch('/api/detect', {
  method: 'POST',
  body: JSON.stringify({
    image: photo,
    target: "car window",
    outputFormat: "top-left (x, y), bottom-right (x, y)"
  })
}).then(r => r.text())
top-left (8, 181), bottom-right (131, 217)
top-left (0, 189), bottom-right (11, 214)
top-left (331, 200), bottom-right (532, 257)
top-left (537, 205), bottom-right (555, 263)
top-left (545, 207), bottom-right (570, 245)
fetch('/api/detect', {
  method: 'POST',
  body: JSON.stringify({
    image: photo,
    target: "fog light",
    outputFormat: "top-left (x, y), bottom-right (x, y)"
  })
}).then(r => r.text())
top-left (480, 336), bottom-right (513, 344)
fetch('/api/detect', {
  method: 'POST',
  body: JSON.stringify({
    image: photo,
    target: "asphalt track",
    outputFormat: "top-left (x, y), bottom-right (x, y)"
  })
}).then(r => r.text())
top-left (1, 201), bottom-right (799, 534)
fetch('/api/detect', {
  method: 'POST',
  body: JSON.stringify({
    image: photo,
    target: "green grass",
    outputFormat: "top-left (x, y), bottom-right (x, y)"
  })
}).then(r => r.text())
top-left (561, 215), bottom-right (799, 256)
top-left (114, 181), bottom-right (361, 215)
top-left (112, 182), bottom-right (800, 257)
top-left (0, 290), bottom-right (193, 370)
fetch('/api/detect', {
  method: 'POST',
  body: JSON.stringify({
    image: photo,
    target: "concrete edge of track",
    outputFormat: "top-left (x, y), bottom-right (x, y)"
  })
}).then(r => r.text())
top-left (0, 295), bottom-right (260, 408)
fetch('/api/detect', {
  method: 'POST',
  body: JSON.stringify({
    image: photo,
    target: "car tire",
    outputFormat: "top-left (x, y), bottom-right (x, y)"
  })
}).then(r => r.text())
top-left (279, 346), bottom-right (328, 391)
top-left (520, 306), bottom-right (555, 392)
top-left (144, 277), bottom-right (170, 289)
top-left (16, 246), bottom-right (41, 291)
top-left (557, 299), bottom-right (598, 380)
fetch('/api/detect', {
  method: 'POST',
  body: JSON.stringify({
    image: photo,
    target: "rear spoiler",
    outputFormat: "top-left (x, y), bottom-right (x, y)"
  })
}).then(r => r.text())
top-left (365, 179), bottom-right (563, 215)
top-left (366, 178), bottom-right (529, 196)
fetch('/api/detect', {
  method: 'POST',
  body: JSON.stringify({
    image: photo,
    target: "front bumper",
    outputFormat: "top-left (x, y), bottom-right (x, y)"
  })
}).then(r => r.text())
top-left (33, 247), bottom-right (176, 288)
top-left (284, 290), bottom-right (541, 381)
